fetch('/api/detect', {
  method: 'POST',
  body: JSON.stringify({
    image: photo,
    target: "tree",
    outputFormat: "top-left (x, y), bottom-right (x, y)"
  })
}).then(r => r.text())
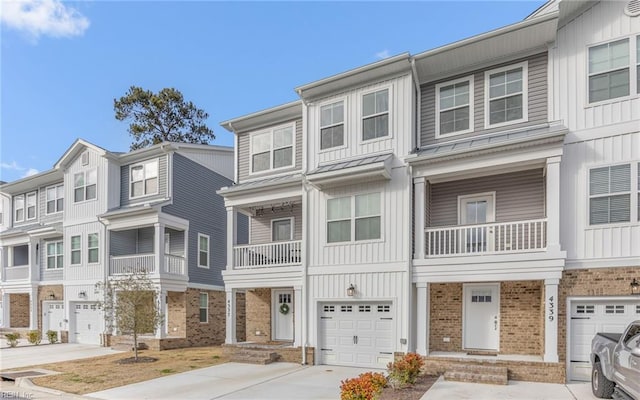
top-left (114, 86), bottom-right (215, 150)
top-left (96, 272), bottom-right (163, 361)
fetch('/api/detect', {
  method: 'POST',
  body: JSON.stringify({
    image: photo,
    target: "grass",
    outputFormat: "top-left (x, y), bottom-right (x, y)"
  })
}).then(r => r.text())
top-left (11, 346), bottom-right (228, 395)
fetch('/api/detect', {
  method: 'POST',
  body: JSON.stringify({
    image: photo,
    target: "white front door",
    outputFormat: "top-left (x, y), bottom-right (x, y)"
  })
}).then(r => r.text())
top-left (464, 284), bottom-right (500, 351)
top-left (43, 301), bottom-right (65, 340)
top-left (273, 289), bottom-right (293, 341)
top-left (459, 193), bottom-right (495, 252)
top-left (73, 303), bottom-right (102, 345)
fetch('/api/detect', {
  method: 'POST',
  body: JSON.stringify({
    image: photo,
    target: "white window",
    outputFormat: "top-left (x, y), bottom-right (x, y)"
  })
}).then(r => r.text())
top-left (26, 192), bottom-right (37, 220)
top-left (637, 36), bottom-right (640, 94)
top-left (14, 194), bottom-right (24, 222)
top-left (70, 235), bottom-right (81, 265)
top-left (46, 240), bottom-right (63, 269)
top-left (362, 89), bottom-right (389, 140)
top-left (87, 233), bottom-right (99, 263)
top-left (199, 293), bottom-right (208, 323)
top-left (589, 164), bottom-right (631, 225)
top-left (320, 101), bottom-right (344, 150)
top-left (589, 39), bottom-right (630, 103)
top-left (250, 124), bottom-right (294, 173)
top-left (46, 184), bottom-right (64, 214)
top-left (130, 159), bottom-right (159, 198)
top-left (272, 218), bottom-right (293, 241)
top-left (485, 62), bottom-right (528, 128)
top-left (327, 193), bottom-right (381, 243)
top-left (74, 170), bottom-right (97, 202)
top-left (637, 162), bottom-right (640, 221)
top-left (198, 233), bottom-right (209, 268)
top-left (436, 76), bottom-right (474, 137)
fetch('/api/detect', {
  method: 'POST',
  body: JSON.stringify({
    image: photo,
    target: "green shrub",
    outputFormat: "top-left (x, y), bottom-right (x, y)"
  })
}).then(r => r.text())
top-left (27, 330), bottom-right (42, 345)
top-left (386, 352), bottom-right (425, 389)
top-left (46, 330), bottom-right (58, 344)
top-left (5, 332), bottom-right (20, 348)
top-left (340, 372), bottom-right (387, 400)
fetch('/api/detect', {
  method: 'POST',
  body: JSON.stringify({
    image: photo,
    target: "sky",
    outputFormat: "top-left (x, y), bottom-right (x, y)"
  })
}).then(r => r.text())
top-left (0, 0), bottom-right (546, 183)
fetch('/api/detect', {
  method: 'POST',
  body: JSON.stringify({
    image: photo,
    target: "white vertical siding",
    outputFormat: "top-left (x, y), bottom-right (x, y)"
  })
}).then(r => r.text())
top-left (63, 148), bottom-right (109, 222)
top-left (63, 222), bottom-right (106, 281)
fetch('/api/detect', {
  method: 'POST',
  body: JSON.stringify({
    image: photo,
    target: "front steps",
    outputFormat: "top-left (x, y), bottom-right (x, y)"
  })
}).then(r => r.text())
top-left (229, 348), bottom-right (279, 364)
top-left (444, 364), bottom-right (508, 385)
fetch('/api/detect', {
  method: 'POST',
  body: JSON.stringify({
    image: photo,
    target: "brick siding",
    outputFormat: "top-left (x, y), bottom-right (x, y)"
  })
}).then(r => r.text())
top-left (246, 288), bottom-right (272, 342)
top-left (9, 293), bottom-right (30, 328)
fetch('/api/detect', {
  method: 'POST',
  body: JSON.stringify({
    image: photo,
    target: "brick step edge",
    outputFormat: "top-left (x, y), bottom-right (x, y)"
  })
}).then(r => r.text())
top-left (444, 371), bottom-right (508, 385)
top-left (229, 356), bottom-right (276, 365)
top-left (446, 364), bottom-right (508, 375)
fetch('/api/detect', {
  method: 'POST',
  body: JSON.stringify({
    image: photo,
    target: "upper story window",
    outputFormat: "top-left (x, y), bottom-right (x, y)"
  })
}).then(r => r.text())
top-left (198, 233), bottom-right (210, 268)
top-left (26, 192), bottom-right (37, 220)
top-left (362, 89), bottom-right (389, 141)
top-left (436, 76), bottom-right (474, 137)
top-left (589, 164), bottom-right (631, 225)
top-left (46, 184), bottom-right (64, 214)
top-left (320, 101), bottom-right (344, 150)
top-left (46, 240), bottom-right (63, 269)
top-left (87, 233), bottom-right (99, 263)
top-left (14, 195), bottom-right (24, 222)
top-left (327, 192), bottom-right (381, 243)
top-left (589, 39), bottom-right (630, 103)
top-left (251, 124), bottom-right (294, 174)
top-left (70, 235), bottom-right (81, 265)
top-left (130, 159), bottom-right (158, 198)
top-left (485, 61), bottom-right (528, 128)
top-left (636, 36), bottom-right (640, 94)
top-left (74, 170), bottom-right (97, 202)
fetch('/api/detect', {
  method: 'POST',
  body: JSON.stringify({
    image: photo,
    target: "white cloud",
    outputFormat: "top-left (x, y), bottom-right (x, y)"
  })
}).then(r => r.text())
top-left (0, 161), bottom-right (22, 170)
top-left (375, 49), bottom-right (390, 59)
top-left (0, 0), bottom-right (90, 40)
top-left (22, 168), bottom-right (39, 177)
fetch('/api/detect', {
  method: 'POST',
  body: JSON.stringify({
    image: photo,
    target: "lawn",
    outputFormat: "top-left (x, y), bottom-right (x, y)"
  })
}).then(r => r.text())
top-left (14, 346), bottom-right (228, 394)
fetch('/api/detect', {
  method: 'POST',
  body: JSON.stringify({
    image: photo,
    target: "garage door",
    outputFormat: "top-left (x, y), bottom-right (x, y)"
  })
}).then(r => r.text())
top-left (73, 303), bottom-right (102, 345)
top-left (43, 302), bottom-right (65, 340)
top-left (569, 299), bottom-right (640, 381)
top-left (319, 302), bottom-right (394, 368)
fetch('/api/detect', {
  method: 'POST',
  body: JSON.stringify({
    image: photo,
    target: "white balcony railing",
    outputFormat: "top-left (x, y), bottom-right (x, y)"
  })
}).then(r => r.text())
top-left (233, 240), bottom-right (302, 269)
top-left (4, 265), bottom-right (30, 280)
top-left (425, 218), bottom-right (547, 257)
top-left (163, 254), bottom-right (185, 275)
top-left (110, 254), bottom-right (155, 275)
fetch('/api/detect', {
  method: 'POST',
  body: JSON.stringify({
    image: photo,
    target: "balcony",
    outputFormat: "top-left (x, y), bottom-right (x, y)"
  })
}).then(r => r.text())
top-left (425, 219), bottom-right (547, 257)
top-left (3, 265), bottom-right (30, 281)
top-left (233, 240), bottom-right (302, 269)
top-left (109, 253), bottom-right (186, 277)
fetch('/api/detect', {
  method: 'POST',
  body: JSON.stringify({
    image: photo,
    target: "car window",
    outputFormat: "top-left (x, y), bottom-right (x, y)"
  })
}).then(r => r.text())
top-left (623, 325), bottom-right (640, 348)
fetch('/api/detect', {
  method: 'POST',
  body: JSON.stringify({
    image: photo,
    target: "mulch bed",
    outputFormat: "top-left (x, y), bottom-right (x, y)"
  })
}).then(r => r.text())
top-left (378, 374), bottom-right (440, 400)
top-left (115, 357), bottom-right (158, 364)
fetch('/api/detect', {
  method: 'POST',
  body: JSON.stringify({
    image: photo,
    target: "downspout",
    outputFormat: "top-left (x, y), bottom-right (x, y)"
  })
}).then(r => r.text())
top-left (297, 91), bottom-right (310, 365)
top-left (410, 59), bottom-right (422, 152)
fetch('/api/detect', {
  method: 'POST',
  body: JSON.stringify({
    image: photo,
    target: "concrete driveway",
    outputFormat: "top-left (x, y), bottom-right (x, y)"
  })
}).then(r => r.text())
top-left (0, 342), bottom-right (120, 370)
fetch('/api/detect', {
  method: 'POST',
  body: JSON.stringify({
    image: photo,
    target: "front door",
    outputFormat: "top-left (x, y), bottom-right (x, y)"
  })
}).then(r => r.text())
top-left (43, 301), bottom-right (64, 340)
top-left (464, 283), bottom-right (500, 351)
top-left (273, 289), bottom-right (293, 341)
top-left (459, 194), bottom-right (495, 253)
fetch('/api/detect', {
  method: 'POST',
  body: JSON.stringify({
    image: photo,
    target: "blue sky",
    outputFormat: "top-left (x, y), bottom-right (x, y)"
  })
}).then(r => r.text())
top-left (1, 0), bottom-right (545, 183)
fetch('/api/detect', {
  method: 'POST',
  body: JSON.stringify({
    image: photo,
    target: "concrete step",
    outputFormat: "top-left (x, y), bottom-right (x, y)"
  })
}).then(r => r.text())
top-left (229, 349), bottom-right (279, 365)
top-left (444, 364), bottom-right (508, 385)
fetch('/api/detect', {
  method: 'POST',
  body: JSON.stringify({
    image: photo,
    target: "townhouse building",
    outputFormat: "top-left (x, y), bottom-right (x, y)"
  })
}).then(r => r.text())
top-left (220, 0), bottom-right (639, 383)
top-left (0, 139), bottom-right (245, 349)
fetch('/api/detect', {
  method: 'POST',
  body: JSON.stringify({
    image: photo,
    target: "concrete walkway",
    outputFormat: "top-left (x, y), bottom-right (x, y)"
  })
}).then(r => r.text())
top-left (0, 343), bottom-right (121, 370)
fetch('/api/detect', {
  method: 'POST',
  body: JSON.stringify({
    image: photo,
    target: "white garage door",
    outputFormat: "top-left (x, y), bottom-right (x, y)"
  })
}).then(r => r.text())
top-left (73, 303), bottom-right (102, 345)
top-left (319, 302), bottom-right (394, 368)
top-left (569, 299), bottom-right (640, 381)
top-left (43, 302), bottom-right (65, 340)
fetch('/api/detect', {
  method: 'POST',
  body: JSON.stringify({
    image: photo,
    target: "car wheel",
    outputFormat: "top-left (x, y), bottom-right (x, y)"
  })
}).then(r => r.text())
top-left (592, 361), bottom-right (615, 398)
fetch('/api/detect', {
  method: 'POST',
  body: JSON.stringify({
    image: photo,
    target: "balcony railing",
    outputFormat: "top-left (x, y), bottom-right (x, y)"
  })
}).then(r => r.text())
top-left (110, 254), bottom-right (155, 275)
top-left (233, 240), bottom-right (302, 269)
top-left (4, 265), bottom-right (30, 280)
top-left (163, 254), bottom-right (185, 275)
top-left (425, 218), bottom-right (547, 257)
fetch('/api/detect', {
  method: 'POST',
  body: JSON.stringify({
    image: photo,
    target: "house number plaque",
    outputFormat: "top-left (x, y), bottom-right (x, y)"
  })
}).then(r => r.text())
top-left (547, 295), bottom-right (555, 322)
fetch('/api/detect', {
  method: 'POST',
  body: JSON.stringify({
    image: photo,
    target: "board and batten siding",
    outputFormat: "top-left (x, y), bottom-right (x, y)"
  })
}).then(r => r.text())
top-left (307, 74), bottom-right (414, 169)
top-left (308, 166), bottom-right (410, 267)
top-left (561, 131), bottom-right (640, 261)
top-left (428, 169), bottom-right (545, 227)
top-left (553, 1), bottom-right (640, 131)
top-left (249, 205), bottom-right (302, 244)
top-left (63, 222), bottom-right (106, 281)
top-left (120, 155), bottom-right (168, 207)
top-left (63, 147), bottom-right (110, 223)
top-left (236, 118), bottom-right (303, 182)
top-left (420, 52), bottom-right (548, 147)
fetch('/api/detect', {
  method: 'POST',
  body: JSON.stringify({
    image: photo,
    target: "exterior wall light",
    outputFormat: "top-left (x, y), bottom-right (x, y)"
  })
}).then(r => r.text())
top-left (78, 291), bottom-right (87, 298)
top-left (347, 284), bottom-right (356, 297)
top-left (48, 292), bottom-right (56, 300)
top-left (631, 278), bottom-right (639, 295)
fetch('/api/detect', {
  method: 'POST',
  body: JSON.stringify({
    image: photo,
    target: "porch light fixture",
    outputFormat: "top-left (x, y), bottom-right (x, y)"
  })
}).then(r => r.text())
top-left (48, 292), bottom-right (56, 300)
top-left (631, 278), bottom-right (639, 295)
top-left (347, 284), bottom-right (356, 297)
top-left (78, 291), bottom-right (87, 298)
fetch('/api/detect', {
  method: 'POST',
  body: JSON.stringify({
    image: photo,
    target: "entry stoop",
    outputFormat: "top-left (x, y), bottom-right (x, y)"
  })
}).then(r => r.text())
top-left (229, 348), bottom-right (279, 365)
top-left (444, 364), bottom-right (508, 385)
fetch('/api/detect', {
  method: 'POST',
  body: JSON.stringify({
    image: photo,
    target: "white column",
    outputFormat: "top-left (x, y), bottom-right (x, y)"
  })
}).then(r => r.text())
top-left (225, 288), bottom-right (237, 344)
top-left (2, 292), bottom-right (10, 328)
top-left (29, 287), bottom-right (38, 330)
top-left (156, 289), bottom-right (167, 339)
top-left (30, 239), bottom-right (40, 281)
top-left (414, 177), bottom-right (426, 260)
top-left (416, 282), bottom-right (429, 355)
top-left (226, 207), bottom-right (237, 270)
top-left (293, 286), bottom-right (303, 347)
top-left (154, 223), bottom-right (164, 275)
top-left (546, 156), bottom-right (562, 253)
top-left (544, 278), bottom-right (559, 362)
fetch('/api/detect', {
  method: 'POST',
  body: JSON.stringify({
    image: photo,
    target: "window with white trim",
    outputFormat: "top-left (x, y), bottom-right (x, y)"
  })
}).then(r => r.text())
top-left (436, 76), bottom-right (473, 137)
top-left (87, 233), bottom-right (99, 263)
top-left (589, 164), bottom-right (631, 225)
top-left (485, 62), bottom-right (527, 127)
top-left (320, 101), bottom-right (344, 150)
top-left (637, 162), bottom-right (640, 221)
top-left (251, 124), bottom-right (294, 173)
top-left (198, 233), bottom-right (209, 268)
top-left (130, 159), bottom-right (158, 198)
top-left (272, 218), bottom-right (293, 241)
top-left (70, 235), bottom-right (81, 265)
top-left (74, 170), bottom-right (97, 202)
top-left (589, 39), bottom-right (630, 103)
top-left (362, 89), bottom-right (389, 140)
top-left (637, 36), bottom-right (640, 93)
top-left (327, 193), bottom-right (381, 243)
top-left (46, 184), bottom-right (64, 214)
top-left (26, 192), bottom-right (37, 220)
top-left (14, 195), bottom-right (24, 222)
top-left (199, 292), bottom-right (208, 323)
top-left (46, 240), bottom-right (63, 269)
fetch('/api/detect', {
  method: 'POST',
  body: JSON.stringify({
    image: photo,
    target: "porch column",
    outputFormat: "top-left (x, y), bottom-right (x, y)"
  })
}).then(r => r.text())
top-left (546, 156), bottom-right (562, 253)
top-left (226, 207), bottom-right (237, 270)
top-left (30, 239), bottom-right (40, 281)
top-left (154, 223), bottom-right (164, 275)
top-left (225, 288), bottom-right (237, 344)
top-left (416, 282), bottom-right (429, 355)
top-left (2, 292), bottom-right (10, 328)
top-left (414, 177), bottom-right (426, 259)
top-left (544, 278), bottom-right (559, 362)
top-left (293, 285), bottom-right (302, 347)
top-left (28, 287), bottom-right (38, 330)
top-left (156, 289), bottom-right (167, 339)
